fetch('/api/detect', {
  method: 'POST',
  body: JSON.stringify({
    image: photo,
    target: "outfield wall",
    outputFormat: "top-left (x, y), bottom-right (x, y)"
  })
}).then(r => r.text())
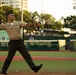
top-left (0, 36), bottom-right (76, 51)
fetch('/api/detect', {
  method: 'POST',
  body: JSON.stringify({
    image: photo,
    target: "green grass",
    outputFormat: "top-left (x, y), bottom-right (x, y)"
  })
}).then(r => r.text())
top-left (0, 51), bottom-right (76, 73)
top-left (0, 60), bottom-right (76, 73)
top-left (0, 51), bottom-right (76, 58)
top-left (30, 51), bottom-right (76, 58)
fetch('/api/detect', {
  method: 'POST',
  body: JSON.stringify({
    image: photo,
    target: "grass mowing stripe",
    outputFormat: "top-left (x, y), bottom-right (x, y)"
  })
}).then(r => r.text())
top-left (0, 60), bottom-right (76, 73)
top-left (30, 51), bottom-right (76, 58)
top-left (0, 51), bottom-right (76, 58)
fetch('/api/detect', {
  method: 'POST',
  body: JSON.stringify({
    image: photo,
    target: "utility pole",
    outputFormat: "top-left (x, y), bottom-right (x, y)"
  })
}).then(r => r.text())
top-left (41, 0), bottom-right (44, 14)
top-left (21, 0), bottom-right (23, 22)
top-left (21, 0), bottom-right (24, 39)
top-left (41, 0), bottom-right (45, 24)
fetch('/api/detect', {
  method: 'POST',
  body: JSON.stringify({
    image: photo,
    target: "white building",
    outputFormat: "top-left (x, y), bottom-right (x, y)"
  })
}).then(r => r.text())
top-left (73, 0), bottom-right (76, 9)
top-left (0, 0), bottom-right (10, 6)
top-left (0, 0), bottom-right (28, 10)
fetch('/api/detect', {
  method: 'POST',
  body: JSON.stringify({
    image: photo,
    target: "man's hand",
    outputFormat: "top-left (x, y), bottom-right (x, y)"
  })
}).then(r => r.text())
top-left (26, 23), bottom-right (33, 27)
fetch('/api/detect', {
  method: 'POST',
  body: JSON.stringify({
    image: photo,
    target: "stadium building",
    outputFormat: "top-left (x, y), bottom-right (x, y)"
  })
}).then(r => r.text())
top-left (0, 0), bottom-right (28, 10)
top-left (73, 0), bottom-right (76, 9)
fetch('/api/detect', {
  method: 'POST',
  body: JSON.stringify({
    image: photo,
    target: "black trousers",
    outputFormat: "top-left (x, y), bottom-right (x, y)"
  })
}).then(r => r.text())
top-left (2, 39), bottom-right (35, 72)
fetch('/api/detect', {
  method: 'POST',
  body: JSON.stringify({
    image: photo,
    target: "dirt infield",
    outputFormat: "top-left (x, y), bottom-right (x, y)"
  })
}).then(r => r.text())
top-left (0, 56), bottom-right (76, 61)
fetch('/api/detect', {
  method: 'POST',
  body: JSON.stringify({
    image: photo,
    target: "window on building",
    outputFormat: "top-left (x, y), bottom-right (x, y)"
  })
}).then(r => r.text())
top-left (2, 2), bottom-right (5, 4)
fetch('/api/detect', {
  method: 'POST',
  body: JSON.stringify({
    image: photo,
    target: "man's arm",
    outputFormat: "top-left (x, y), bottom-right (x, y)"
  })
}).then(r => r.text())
top-left (20, 22), bottom-right (33, 28)
top-left (0, 24), bottom-right (6, 30)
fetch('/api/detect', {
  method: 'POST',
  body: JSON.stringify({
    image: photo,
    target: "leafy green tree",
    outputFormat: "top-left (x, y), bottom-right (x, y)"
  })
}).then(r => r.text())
top-left (40, 13), bottom-right (63, 30)
top-left (23, 10), bottom-right (32, 22)
top-left (0, 6), bottom-right (13, 22)
top-left (0, 6), bottom-right (63, 31)
top-left (13, 8), bottom-right (21, 21)
top-left (64, 15), bottom-right (76, 30)
top-left (52, 21), bottom-right (63, 30)
top-left (40, 13), bottom-right (55, 24)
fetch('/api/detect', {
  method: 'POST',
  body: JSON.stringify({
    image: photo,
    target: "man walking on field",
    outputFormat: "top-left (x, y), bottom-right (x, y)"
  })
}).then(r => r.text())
top-left (0, 10), bottom-right (42, 74)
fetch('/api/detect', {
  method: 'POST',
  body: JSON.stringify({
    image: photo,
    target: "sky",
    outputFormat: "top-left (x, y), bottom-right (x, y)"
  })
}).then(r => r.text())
top-left (28, 0), bottom-right (76, 20)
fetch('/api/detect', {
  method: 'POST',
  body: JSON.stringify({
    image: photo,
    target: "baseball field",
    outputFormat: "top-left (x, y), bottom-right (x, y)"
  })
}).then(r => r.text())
top-left (0, 51), bottom-right (76, 75)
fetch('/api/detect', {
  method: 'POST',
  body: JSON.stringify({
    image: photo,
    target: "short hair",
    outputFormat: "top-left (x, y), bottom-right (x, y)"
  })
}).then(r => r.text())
top-left (6, 10), bottom-right (13, 18)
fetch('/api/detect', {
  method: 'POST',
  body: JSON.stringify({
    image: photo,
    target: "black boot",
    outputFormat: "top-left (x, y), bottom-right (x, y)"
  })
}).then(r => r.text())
top-left (1, 70), bottom-right (7, 74)
top-left (32, 64), bottom-right (43, 73)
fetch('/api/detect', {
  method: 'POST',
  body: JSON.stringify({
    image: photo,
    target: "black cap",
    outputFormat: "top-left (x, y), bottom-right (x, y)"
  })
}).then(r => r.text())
top-left (6, 10), bottom-right (13, 17)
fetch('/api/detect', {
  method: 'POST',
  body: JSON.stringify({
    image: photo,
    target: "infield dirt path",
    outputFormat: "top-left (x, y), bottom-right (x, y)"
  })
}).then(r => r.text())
top-left (0, 56), bottom-right (76, 61)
